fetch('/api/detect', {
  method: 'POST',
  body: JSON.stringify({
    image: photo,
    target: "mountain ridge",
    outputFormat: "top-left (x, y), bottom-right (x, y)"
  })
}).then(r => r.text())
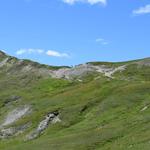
top-left (1, 50), bottom-right (150, 68)
top-left (0, 50), bottom-right (150, 150)
top-left (0, 50), bottom-right (150, 80)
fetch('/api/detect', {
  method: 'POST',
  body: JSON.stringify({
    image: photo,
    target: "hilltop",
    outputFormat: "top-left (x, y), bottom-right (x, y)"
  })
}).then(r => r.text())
top-left (0, 50), bottom-right (150, 150)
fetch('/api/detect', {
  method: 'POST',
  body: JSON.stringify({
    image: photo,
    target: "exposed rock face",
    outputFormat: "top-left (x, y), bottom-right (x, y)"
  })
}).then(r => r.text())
top-left (0, 105), bottom-right (31, 139)
top-left (135, 58), bottom-right (150, 66)
top-left (51, 64), bottom-right (94, 79)
top-left (0, 50), bottom-right (127, 80)
top-left (95, 65), bottom-right (126, 78)
top-left (0, 123), bottom-right (30, 139)
top-left (0, 57), bottom-right (126, 79)
top-left (0, 128), bottom-right (16, 138)
top-left (1, 106), bottom-right (30, 128)
top-left (1, 50), bottom-right (150, 81)
top-left (0, 51), bottom-right (66, 78)
top-left (26, 111), bottom-right (61, 140)
top-left (0, 56), bottom-right (53, 77)
top-left (0, 58), bottom-right (9, 67)
top-left (51, 64), bottom-right (126, 79)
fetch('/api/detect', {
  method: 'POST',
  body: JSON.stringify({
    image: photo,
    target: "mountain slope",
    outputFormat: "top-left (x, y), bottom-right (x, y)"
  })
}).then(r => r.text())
top-left (0, 51), bottom-right (150, 150)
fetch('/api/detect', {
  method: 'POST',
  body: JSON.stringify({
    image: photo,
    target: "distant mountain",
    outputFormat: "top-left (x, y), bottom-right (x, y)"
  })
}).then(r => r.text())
top-left (0, 50), bottom-right (150, 150)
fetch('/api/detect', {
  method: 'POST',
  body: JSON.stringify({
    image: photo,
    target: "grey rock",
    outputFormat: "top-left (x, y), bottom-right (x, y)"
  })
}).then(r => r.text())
top-left (0, 105), bottom-right (31, 128)
top-left (0, 123), bottom-right (30, 139)
top-left (26, 111), bottom-right (61, 140)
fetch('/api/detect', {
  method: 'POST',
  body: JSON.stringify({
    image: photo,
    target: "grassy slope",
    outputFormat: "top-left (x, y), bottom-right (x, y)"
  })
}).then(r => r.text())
top-left (0, 60), bottom-right (150, 150)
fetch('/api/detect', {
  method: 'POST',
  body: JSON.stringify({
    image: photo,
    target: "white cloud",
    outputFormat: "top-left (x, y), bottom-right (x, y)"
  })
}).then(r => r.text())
top-left (46, 50), bottom-right (70, 58)
top-left (96, 38), bottom-right (109, 45)
top-left (16, 49), bottom-right (70, 58)
top-left (16, 49), bottom-right (26, 55)
top-left (133, 4), bottom-right (150, 15)
top-left (16, 49), bottom-right (44, 55)
top-left (62, 0), bottom-right (107, 5)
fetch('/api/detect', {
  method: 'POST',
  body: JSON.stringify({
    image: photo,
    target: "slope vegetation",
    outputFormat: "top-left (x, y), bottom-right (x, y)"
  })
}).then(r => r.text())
top-left (0, 51), bottom-right (150, 150)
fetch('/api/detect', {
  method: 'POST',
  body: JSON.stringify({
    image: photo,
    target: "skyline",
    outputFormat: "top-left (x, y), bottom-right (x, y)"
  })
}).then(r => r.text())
top-left (0, 0), bottom-right (150, 66)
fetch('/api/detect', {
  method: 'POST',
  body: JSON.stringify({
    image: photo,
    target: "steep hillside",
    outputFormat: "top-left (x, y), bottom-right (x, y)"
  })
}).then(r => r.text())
top-left (0, 50), bottom-right (150, 150)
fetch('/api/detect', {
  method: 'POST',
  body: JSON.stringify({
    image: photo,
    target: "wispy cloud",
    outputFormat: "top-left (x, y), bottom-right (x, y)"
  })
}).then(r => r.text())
top-left (46, 50), bottom-right (70, 58)
top-left (133, 4), bottom-right (150, 15)
top-left (16, 49), bottom-right (70, 58)
top-left (16, 49), bottom-right (44, 55)
top-left (96, 38), bottom-right (109, 45)
top-left (62, 0), bottom-right (107, 6)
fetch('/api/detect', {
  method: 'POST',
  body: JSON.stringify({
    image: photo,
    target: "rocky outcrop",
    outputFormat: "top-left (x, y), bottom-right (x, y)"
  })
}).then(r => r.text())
top-left (26, 111), bottom-right (61, 140)
top-left (0, 106), bottom-right (31, 128)
top-left (1, 50), bottom-right (149, 81)
top-left (51, 64), bottom-right (126, 79)
top-left (135, 58), bottom-right (150, 66)
top-left (0, 51), bottom-right (150, 83)
top-left (0, 58), bottom-right (9, 67)
top-left (0, 123), bottom-right (30, 139)
top-left (0, 50), bottom-right (127, 80)
top-left (0, 105), bottom-right (31, 139)
top-left (51, 64), bottom-right (94, 79)
top-left (95, 65), bottom-right (126, 78)
top-left (0, 51), bottom-right (67, 78)
top-left (0, 52), bottom-right (126, 80)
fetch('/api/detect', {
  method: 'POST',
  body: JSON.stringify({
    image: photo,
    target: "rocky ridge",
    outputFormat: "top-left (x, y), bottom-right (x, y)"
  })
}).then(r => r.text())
top-left (0, 50), bottom-right (129, 80)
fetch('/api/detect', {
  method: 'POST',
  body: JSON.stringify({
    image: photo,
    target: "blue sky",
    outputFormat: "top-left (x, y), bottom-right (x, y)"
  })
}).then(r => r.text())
top-left (0, 0), bottom-right (150, 66)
